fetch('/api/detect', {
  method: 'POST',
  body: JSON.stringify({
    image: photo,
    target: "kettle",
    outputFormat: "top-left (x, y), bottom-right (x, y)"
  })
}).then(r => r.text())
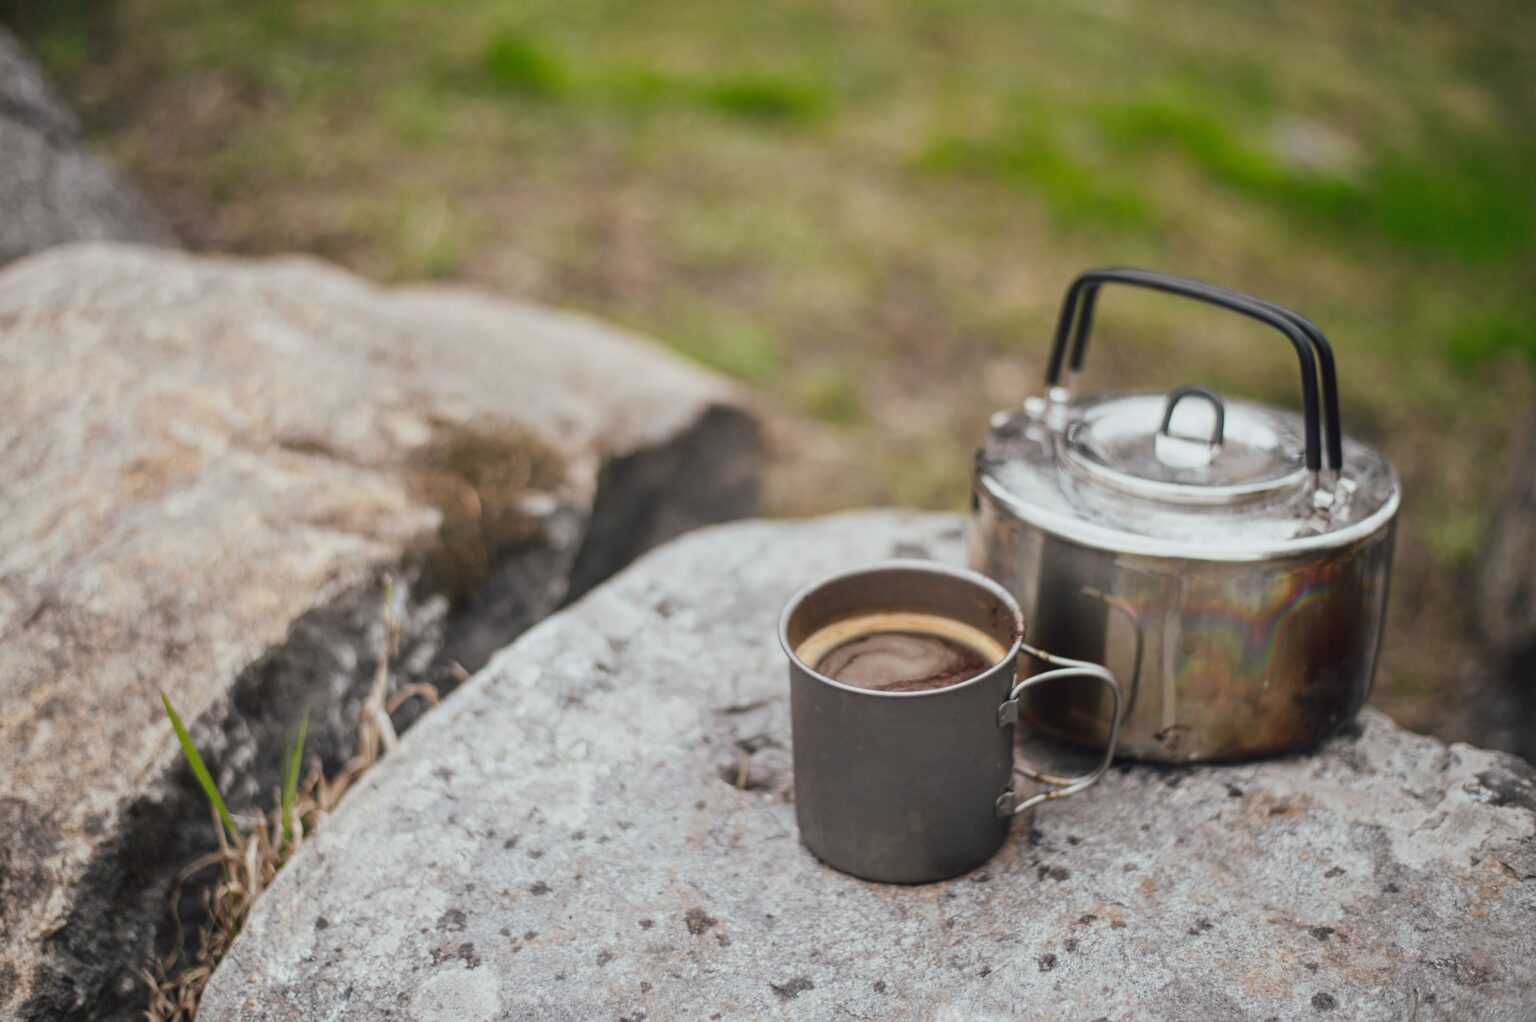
top-left (968, 268), bottom-right (1399, 762)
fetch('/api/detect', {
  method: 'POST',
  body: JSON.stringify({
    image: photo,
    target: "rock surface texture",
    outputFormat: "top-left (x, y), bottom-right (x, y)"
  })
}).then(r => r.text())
top-left (202, 512), bottom-right (1536, 1022)
top-left (0, 243), bottom-right (758, 1020)
top-left (0, 27), bottom-right (170, 263)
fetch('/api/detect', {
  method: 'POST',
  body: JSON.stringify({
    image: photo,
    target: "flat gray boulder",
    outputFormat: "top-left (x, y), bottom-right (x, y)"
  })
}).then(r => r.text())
top-left (202, 512), bottom-right (1536, 1022)
top-left (0, 27), bottom-right (170, 263)
top-left (0, 243), bottom-right (758, 1020)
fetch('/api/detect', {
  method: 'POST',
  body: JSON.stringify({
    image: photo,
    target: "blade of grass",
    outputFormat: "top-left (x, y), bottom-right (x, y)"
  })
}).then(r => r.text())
top-left (279, 712), bottom-right (308, 850)
top-left (151, 580), bottom-right (407, 1018)
top-left (160, 692), bottom-right (237, 841)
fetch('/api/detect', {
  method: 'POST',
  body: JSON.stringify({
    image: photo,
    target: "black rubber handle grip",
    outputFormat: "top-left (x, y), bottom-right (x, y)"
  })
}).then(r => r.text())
top-left (1046, 267), bottom-right (1342, 474)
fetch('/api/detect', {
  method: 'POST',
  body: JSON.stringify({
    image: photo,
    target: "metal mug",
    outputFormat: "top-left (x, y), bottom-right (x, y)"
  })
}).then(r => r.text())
top-left (780, 560), bottom-right (1123, 884)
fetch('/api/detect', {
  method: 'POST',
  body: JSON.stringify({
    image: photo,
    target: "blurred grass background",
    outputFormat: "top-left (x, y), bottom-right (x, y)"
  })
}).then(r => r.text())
top-left (6, 0), bottom-right (1533, 742)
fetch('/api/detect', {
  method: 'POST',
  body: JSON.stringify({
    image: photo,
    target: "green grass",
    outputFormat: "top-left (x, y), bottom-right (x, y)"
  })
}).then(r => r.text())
top-left (161, 692), bottom-right (237, 841)
top-left (1094, 94), bottom-right (1357, 217)
top-left (482, 30), bottom-right (567, 96)
top-left (1364, 135), bottom-right (1536, 265)
top-left (793, 364), bottom-right (865, 424)
top-left (1447, 302), bottom-right (1536, 367)
top-left (701, 75), bottom-right (828, 123)
top-left (917, 119), bottom-right (1157, 232)
top-left (279, 712), bottom-right (307, 852)
top-left (662, 297), bottom-right (785, 385)
top-left (18, 0), bottom-right (1536, 742)
top-left (1096, 92), bottom-right (1536, 265)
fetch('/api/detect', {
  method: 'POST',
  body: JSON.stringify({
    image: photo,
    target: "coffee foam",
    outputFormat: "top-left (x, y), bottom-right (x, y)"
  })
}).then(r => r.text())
top-left (794, 611), bottom-right (1010, 690)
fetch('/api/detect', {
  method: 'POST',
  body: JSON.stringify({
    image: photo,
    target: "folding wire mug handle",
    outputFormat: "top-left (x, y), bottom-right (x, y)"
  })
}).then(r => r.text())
top-left (994, 643), bottom-right (1122, 817)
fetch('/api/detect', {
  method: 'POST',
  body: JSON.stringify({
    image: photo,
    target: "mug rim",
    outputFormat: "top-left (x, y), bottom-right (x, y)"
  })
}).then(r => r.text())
top-left (777, 558), bottom-right (1025, 700)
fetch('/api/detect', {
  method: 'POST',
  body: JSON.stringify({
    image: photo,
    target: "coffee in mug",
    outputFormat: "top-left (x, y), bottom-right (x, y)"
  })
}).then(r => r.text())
top-left (794, 611), bottom-right (1009, 692)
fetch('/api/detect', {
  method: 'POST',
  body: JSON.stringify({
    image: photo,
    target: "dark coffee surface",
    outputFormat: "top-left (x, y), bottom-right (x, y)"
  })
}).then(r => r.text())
top-left (815, 630), bottom-right (993, 692)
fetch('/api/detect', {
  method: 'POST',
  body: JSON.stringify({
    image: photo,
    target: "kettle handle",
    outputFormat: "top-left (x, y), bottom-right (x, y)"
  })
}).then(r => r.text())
top-left (1045, 268), bottom-right (1343, 477)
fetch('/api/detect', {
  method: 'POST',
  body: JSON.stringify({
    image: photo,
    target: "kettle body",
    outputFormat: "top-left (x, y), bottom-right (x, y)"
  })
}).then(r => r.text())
top-left (968, 269), bottom-right (1399, 762)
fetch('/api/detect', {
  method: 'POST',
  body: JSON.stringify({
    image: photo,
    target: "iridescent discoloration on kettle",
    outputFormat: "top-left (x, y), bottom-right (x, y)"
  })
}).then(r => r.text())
top-left (969, 269), bottom-right (1399, 763)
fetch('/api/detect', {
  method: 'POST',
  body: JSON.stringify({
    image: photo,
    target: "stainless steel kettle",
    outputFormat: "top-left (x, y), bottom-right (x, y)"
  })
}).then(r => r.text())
top-left (968, 268), bottom-right (1399, 762)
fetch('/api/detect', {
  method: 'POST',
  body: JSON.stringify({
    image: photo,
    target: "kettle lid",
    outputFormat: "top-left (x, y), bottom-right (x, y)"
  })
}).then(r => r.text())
top-left (1063, 388), bottom-right (1308, 506)
top-left (977, 392), bottom-right (1398, 559)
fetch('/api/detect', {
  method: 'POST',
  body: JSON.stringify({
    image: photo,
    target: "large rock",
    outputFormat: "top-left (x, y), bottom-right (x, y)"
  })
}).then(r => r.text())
top-left (202, 511), bottom-right (1536, 1022)
top-left (0, 27), bottom-right (171, 264)
top-left (0, 243), bottom-right (759, 1020)
top-left (1478, 412), bottom-right (1536, 763)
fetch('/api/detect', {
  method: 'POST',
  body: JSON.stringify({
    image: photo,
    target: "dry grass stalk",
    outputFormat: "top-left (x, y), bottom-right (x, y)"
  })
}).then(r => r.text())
top-left (143, 576), bottom-right (439, 1022)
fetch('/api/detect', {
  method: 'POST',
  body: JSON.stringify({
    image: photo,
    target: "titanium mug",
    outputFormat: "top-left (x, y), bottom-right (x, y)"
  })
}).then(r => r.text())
top-left (779, 560), bottom-right (1123, 884)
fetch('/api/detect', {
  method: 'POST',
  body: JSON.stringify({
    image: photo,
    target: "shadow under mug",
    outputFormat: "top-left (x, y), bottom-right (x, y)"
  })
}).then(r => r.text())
top-left (780, 560), bottom-right (1122, 884)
